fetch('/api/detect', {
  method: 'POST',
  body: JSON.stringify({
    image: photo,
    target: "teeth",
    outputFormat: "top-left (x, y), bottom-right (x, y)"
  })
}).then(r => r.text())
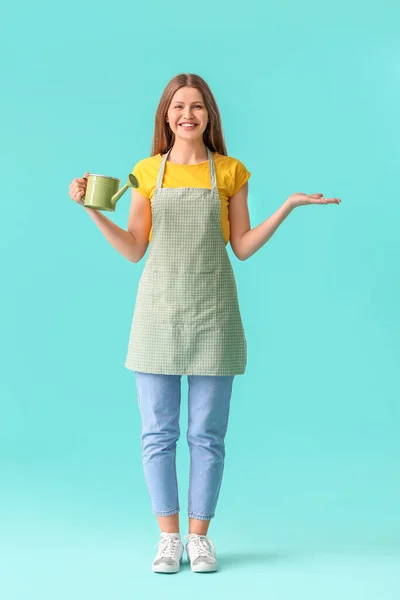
top-left (181, 124), bottom-right (195, 127)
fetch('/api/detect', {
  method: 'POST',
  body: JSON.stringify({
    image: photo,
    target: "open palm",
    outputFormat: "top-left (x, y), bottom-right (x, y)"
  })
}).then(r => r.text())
top-left (288, 192), bottom-right (341, 209)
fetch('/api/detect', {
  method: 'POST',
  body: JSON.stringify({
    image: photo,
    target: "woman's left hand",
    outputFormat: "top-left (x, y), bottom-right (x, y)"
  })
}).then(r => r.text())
top-left (287, 192), bottom-right (341, 209)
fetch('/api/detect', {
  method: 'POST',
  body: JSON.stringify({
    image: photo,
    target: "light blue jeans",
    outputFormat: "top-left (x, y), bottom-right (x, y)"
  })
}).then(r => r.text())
top-left (134, 371), bottom-right (235, 520)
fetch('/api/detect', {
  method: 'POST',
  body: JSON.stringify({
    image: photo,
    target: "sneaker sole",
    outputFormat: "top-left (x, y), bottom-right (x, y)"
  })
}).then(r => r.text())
top-left (152, 556), bottom-right (183, 574)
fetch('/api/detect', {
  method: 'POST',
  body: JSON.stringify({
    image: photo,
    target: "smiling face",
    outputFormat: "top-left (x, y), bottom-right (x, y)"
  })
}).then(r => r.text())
top-left (166, 86), bottom-right (209, 140)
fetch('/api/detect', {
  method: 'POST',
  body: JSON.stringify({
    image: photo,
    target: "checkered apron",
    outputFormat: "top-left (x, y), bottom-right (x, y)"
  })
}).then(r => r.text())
top-left (124, 146), bottom-right (247, 375)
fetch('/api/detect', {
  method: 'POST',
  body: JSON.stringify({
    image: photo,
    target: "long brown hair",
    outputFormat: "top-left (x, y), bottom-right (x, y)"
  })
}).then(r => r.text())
top-left (150, 73), bottom-right (228, 157)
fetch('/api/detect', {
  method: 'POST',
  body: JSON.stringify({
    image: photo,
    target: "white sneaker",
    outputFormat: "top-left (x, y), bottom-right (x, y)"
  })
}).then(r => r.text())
top-left (184, 533), bottom-right (218, 572)
top-left (152, 532), bottom-right (184, 573)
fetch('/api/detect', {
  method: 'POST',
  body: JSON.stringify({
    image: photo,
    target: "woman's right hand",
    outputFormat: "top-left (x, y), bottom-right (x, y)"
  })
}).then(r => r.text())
top-left (69, 172), bottom-right (89, 205)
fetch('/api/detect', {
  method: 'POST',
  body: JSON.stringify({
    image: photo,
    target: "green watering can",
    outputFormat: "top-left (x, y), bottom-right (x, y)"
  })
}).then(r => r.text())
top-left (82, 173), bottom-right (139, 211)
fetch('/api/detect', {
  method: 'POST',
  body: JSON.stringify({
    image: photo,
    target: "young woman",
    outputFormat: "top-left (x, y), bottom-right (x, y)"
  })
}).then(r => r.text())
top-left (69, 73), bottom-right (340, 574)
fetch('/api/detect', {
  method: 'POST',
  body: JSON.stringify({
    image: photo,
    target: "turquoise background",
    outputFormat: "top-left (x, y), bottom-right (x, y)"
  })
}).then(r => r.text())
top-left (1, 0), bottom-right (399, 597)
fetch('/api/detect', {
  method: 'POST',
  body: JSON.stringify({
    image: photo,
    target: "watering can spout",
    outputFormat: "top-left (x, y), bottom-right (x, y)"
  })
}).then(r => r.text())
top-left (111, 174), bottom-right (139, 208)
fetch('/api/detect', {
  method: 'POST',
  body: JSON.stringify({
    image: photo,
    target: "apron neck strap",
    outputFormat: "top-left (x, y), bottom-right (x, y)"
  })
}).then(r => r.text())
top-left (156, 146), bottom-right (218, 190)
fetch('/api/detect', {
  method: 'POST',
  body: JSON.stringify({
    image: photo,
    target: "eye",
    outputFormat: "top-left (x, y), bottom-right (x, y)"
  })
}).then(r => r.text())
top-left (173, 104), bottom-right (203, 108)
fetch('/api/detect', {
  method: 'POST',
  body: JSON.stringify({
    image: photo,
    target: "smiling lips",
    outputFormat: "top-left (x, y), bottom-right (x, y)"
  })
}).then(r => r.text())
top-left (179, 123), bottom-right (197, 129)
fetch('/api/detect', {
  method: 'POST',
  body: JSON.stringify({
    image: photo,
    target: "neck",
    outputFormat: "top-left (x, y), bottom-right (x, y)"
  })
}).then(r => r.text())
top-left (167, 139), bottom-right (209, 165)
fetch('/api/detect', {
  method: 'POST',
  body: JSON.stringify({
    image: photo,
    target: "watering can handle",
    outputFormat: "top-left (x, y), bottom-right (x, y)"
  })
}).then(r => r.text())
top-left (79, 174), bottom-right (88, 204)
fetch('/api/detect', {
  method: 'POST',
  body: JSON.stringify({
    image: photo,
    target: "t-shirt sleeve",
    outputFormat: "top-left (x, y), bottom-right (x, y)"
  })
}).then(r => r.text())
top-left (230, 159), bottom-right (251, 197)
top-left (131, 160), bottom-right (150, 199)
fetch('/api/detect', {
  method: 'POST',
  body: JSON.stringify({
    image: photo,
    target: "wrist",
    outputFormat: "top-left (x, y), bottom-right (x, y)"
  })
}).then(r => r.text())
top-left (284, 198), bottom-right (295, 212)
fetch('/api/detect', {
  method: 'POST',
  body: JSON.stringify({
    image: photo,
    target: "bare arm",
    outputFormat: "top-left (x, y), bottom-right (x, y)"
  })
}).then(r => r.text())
top-left (229, 182), bottom-right (293, 261)
top-left (83, 188), bottom-right (152, 263)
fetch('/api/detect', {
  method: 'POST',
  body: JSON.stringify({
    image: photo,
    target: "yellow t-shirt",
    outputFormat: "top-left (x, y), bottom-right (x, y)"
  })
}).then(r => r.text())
top-left (131, 152), bottom-right (251, 245)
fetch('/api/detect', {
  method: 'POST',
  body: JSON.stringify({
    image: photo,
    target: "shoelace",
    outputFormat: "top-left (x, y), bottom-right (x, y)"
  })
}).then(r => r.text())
top-left (154, 535), bottom-right (181, 558)
top-left (184, 534), bottom-right (216, 560)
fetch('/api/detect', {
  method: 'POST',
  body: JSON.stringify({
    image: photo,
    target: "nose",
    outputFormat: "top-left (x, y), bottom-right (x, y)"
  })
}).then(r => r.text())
top-left (184, 108), bottom-right (194, 119)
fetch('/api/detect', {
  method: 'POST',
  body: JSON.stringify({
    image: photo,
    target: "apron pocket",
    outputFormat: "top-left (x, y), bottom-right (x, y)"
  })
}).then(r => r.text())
top-left (152, 270), bottom-right (218, 326)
